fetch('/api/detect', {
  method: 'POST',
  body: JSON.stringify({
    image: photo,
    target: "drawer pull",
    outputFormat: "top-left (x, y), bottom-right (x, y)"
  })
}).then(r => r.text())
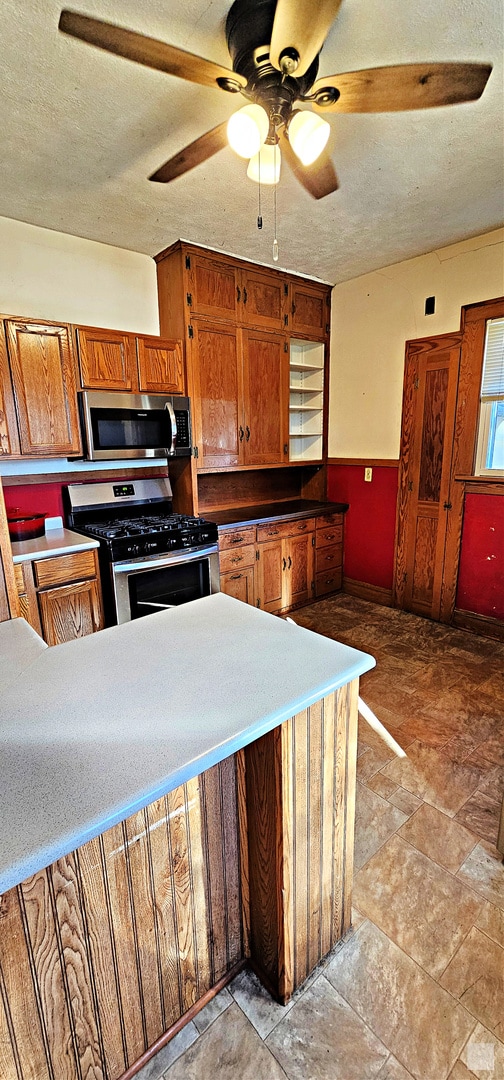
top-left (297, 522), bottom-right (307, 531)
top-left (268, 528), bottom-right (279, 536)
top-left (230, 573), bottom-right (243, 580)
top-left (230, 555), bottom-right (243, 563)
top-left (230, 536), bottom-right (245, 544)
top-left (324, 533), bottom-right (335, 540)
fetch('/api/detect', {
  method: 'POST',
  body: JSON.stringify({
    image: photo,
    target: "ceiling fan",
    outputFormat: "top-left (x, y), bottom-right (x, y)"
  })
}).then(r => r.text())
top-left (58, 0), bottom-right (492, 200)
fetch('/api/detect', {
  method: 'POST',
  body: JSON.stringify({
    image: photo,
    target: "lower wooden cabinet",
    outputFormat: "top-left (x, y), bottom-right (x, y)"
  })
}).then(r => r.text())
top-left (14, 549), bottom-right (104, 645)
top-left (219, 512), bottom-right (344, 615)
top-left (315, 513), bottom-right (344, 597)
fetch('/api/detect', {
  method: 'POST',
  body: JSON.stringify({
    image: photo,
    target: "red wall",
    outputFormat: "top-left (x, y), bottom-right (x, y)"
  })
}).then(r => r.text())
top-left (456, 493), bottom-right (504, 620)
top-left (327, 465), bottom-right (398, 591)
top-left (3, 482), bottom-right (65, 519)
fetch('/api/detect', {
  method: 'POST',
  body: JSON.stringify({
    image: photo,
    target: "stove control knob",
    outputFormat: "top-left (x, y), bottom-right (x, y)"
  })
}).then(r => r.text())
top-left (145, 541), bottom-right (158, 552)
top-left (127, 543), bottom-right (140, 556)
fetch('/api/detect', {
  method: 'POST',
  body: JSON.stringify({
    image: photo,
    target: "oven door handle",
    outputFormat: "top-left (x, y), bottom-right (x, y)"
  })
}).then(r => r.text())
top-left (136, 601), bottom-right (176, 610)
top-left (164, 400), bottom-right (177, 456)
top-left (112, 544), bottom-right (219, 574)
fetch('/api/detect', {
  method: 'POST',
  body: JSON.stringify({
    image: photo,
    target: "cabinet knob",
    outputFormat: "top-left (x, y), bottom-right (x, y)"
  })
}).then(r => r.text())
top-left (282, 557), bottom-right (287, 571)
top-left (239, 426), bottom-right (244, 442)
top-left (287, 555), bottom-right (292, 569)
top-left (245, 425), bottom-right (250, 441)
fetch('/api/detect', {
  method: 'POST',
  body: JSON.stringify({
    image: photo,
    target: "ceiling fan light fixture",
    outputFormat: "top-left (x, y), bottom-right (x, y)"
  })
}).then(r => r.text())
top-left (288, 110), bottom-right (330, 166)
top-left (247, 143), bottom-right (281, 185)
top-left (227, 103), bottom-right (269, 158)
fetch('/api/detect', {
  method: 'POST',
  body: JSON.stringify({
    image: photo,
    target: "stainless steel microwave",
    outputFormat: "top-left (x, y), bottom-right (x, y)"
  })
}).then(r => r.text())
top-left (79, 391), bottom-right (192, 461)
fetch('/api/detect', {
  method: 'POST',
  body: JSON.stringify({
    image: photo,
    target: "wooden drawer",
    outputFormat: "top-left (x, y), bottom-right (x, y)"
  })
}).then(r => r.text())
top-left (316, 568), bottom-right (343, 596)
top-left (316, 524), bottom-right (343, 548)
top-left (315, 543), bottom-right (343, 574)
top-left (219, 545), bottom-right (256, 573)
top-left (316, 513), bottom-right (344, 530)
top-left (34, 550), bottom-right (97, 588)
top-left (256, 517), bottom-right (315, 543)
top-left (219, 526), bottom-right (256, 550)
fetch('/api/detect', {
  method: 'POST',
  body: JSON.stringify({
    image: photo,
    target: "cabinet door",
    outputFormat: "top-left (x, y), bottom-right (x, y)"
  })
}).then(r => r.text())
top-left (187, 252), bottom-right (240, 322)
top-left (285, 532), bottom-right (315, 607)
top-left (256, 538), bottom-right (284, 612)
top-left (190, 320), bottom-right (243, 468)
top-left (242, 329), bottom-right (289, 466)
top-left (290, 281), bottom-right (330, 339)
top-left (220, 566), bottom-right (256, 606)
top-left (38, 578), bottom-right (103, 645)
top-left (240, 268), bottom-right (286, 331)
top-left (0, 323), bottom-right (20, 455)
top-left (5, 320), bottom-right (81, 455)
top-left (137, 336), bottom-right (184, 394)
top-left (76, 327), bottom-right (137, 390)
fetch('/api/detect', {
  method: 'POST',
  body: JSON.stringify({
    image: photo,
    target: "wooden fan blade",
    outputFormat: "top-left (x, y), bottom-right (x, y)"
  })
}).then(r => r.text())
top-left (270, 0), bottom-right (343, 77)
top-left (311, 62), bottom-right (492, 113)
top-left (149, 122), bottom-right (229, 183)
top-left (280, 131), bottom-right (339, 199)
top-left (59, 10), bottom-right (247, 90)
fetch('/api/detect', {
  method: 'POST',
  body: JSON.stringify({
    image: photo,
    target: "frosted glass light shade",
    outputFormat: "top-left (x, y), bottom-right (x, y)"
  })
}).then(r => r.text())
top-left (227, 104), bottom-right (269, 159)
top-left (247, 143), bottom-right (281, 184)
top-left (289, 111), bottom-right (330, 166)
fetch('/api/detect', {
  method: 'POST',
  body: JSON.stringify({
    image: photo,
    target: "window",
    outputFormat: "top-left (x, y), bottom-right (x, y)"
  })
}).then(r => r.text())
top-left (474, 316), bottom-right (504, 475)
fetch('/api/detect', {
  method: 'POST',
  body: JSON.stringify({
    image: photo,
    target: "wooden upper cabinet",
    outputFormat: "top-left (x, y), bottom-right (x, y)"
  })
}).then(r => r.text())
top-left (76, 327), bottom-right (136, 391)
top-left (290, 280), bottom-right (330, 339)
top-left (241, 329), bottom-right (289, 466)
top-left (5, 319), bottom-right (81, 456)
top-left (240, 268), bottom-right (286, 331)
top-left (187, 251), bottom-right (240, 323)
top-left (0, 324), bottom-right (20, 456)
top-left (137, 335), bottom-right (184, 394)
top-left (190, 319), bottom-right (242, 469)
top-left (76, 327), bottom-right (185, 394)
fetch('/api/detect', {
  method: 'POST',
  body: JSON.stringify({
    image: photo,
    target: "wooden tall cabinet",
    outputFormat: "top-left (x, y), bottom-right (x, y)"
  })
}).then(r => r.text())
top-left (0, 318), bottom-right (81, 456)
top-left (155, 241), bottom-right (330, 473)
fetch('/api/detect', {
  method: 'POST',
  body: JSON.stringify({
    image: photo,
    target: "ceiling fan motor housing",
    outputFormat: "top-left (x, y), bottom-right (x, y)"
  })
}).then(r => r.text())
top-left (225, 0), bottom-right (319, 123)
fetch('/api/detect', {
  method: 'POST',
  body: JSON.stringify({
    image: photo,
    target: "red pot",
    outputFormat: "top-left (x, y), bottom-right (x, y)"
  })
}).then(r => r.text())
top-left (7, 511), bottom-right (46, 542)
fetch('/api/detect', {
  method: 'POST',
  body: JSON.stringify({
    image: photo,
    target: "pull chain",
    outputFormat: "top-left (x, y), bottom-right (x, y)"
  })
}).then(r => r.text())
top-left (257, 149), bottom-right (262, 230)
top-left (272, 143), bottom-right (279, 262)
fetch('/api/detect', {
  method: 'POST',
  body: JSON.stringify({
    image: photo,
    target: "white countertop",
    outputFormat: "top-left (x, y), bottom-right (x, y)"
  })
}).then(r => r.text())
top-left (0, 594), bottom-right (375, 894)
top-left (11, 523), bottom-right (99, 563)
top-left (0, 617), bottom-right (48, 692)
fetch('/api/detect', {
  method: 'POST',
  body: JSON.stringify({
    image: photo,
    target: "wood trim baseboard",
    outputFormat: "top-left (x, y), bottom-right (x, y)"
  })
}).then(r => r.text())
top-left (343, 577), bottom-right (393, 606)
top-left (452, 608), bottom-right (504, 641)
top-left (327, 458), bottom-right (399, 468)
top-left (454, 477), bottom-right (504, 495)
top-left (119, 959), bottom-right (247, 1080)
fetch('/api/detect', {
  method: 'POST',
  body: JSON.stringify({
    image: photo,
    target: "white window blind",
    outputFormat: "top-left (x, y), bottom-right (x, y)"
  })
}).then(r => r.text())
top-left (481, 317), bottom-right (504, 401)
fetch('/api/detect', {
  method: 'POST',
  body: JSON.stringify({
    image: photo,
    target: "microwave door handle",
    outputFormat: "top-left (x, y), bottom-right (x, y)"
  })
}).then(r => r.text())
top-left (164, 401), bottom-right (177, 456)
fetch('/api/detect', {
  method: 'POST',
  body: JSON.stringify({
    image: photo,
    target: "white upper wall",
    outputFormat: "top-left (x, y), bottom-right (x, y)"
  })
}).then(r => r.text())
top-left (0, 216), bottom-right (159, 333)
top-left (329, 228), bottom-right (504, 460)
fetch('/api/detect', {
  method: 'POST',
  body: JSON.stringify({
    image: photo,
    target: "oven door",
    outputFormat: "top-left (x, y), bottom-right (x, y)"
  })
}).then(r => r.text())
top-left (111, 546), bottom-right (220, 623)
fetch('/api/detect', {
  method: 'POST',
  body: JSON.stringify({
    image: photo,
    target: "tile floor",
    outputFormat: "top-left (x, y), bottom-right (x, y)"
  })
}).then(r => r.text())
top-left (136, 595), bottom-right (504, 1080)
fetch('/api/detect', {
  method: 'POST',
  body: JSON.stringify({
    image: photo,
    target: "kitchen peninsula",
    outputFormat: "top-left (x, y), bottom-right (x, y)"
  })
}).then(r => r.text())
top-left (0, 593), bottom-right (373, 1080)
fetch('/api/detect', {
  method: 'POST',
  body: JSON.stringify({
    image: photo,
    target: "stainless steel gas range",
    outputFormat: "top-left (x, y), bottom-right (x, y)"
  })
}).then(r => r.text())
top-left (65, 478), bottom-right (220, 625)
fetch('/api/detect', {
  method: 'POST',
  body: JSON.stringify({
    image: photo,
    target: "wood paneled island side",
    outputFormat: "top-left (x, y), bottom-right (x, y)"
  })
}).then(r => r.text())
top-left (0, 594), bottom-right (374, 1080)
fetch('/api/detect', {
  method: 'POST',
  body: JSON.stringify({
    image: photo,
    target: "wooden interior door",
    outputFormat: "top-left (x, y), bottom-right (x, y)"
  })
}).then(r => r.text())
top-left (394, 334), bottom-right (461, 619)
top-left (190, 320), bottom-right (242, 468)
top-left (241, 329), bottom-right (289, 466)
top-left (6, 320), bottom-right (81, 455)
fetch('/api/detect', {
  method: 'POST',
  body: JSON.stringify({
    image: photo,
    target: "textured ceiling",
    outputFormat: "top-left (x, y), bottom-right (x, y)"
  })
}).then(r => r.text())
top-left (1, 0), bottom-right (503, 283)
